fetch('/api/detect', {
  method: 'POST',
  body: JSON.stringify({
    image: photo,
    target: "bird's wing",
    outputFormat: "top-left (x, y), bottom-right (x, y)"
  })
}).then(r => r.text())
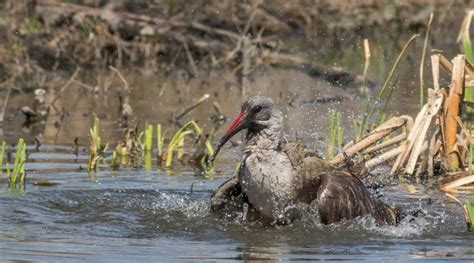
top-left (315, 170), bottom-right (397, 225)
top-left (210, 176), bottom-right (244, 213)
top-left (281, 139), bottom-right (329, 170)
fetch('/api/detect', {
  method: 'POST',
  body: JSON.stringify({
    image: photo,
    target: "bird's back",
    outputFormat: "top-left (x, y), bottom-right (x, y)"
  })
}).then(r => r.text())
top-left (282, 140), bottom-right (398, 225)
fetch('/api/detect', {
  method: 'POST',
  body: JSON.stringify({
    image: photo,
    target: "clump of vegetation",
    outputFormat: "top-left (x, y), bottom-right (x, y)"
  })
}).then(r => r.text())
top-left (87, 116), bottom-right (214, 174)
top-left (87, 116), bottom-right (108, 173)
top-left (161, 120), bottom-right (214, 169)
top-left (0, 139), bottom-right (27, 190)
top-left (0, 141), bottom-right (5, 176)
top-left (466, 200), bottom-right (474, 231)
top-left (327, 110), bottom-right (344, 159)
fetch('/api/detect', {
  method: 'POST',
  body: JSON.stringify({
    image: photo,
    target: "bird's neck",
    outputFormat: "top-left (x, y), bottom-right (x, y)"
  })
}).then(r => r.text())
top-left (244, 126), bottom-right (281, 156)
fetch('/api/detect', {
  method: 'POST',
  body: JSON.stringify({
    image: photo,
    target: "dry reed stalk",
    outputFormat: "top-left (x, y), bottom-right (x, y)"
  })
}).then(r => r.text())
top-left (431, 55), bottom-right (440, 91)
top-left (438, 54), bottom-right (453, 73)
top-left (362, 39), bottom-right (370, 85)
top-left (328, 116), bottom-right (410, 165)
top-left (441, 174), bottom-right (474, 191)
top-left (391, 105), bottom-right (428, 174)
top-left (365, 146), bottom-right (402, 169)
top-left (427, 129), bottom-right (439, 176)
top-left (362, 133), bottom-right (406, 155)
top-left (444, 55), bottom-right (466, 171)
top-left (404, 90), bottom-right (444, 174)
top-left (182, 39), bottom-right (199, 78)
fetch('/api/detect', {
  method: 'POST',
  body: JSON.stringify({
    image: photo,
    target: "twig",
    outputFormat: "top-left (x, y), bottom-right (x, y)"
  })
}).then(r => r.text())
top-left (175, 94), bottom-right (210, 121)
top-left (182, 39), bottom-right (199, 78)
top-left (0, 84), bottom-right (13, 123)
top-left (378, 34), bottom-right (419, 98)
top-left (51, 67), bottom-right (80, 106)
top-left (109, 66), bottom-right (130, 92)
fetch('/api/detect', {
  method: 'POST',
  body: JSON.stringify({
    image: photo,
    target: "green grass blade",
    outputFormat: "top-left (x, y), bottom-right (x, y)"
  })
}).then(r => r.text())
top-left (466, 200), bottom-right (474, 231)
top-left (0, 141), bottom-right (5, 176)
top-left (144, 123), bottom-right (153, 151)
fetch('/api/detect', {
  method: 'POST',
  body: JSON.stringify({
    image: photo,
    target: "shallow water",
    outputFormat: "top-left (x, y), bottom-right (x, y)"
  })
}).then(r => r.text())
top-left (1, 145), bottom-right (474, 262)
top-left (1, 24), bottom-right (474, 261)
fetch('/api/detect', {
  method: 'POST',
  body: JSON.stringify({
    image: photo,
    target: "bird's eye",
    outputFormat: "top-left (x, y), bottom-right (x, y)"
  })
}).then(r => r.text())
top-left (252, 105), bottom-right (262, 113)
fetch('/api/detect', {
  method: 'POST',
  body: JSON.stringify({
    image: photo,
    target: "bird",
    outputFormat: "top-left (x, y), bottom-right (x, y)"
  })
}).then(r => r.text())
top-left (208, 96), bottom-right (398, 226)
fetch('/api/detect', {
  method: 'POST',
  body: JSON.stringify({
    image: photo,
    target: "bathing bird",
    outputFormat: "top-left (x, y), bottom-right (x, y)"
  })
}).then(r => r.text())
top-left (209, 96), bottom-right (398, 225)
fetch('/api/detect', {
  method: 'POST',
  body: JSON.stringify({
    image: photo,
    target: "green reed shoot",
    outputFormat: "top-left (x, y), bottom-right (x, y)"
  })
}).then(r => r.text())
top-left (352, 34), bottom-right (414, 142)
top-left (466, 200), bottom-right (474, 231)
top-left (0, 141), bottom-right (5, 175)
top-left (87, 116), bottom-right (107, 172)
top-left (164, 120), bottom-right (213, 168)
top-left (157, 124), bottom-right (164, 156)
top-left (327, 111), bottom-right (344, 159)
top-left (144, 123), bottom-right (153, 151)
top-left (144, 151), bottom-right (152, 171)
top-left (460, 12), bottom-right (474, 110)
top-left (8, 138), bottom-right (26, 188)
top-left (201, 130), bottom-right (216, 176)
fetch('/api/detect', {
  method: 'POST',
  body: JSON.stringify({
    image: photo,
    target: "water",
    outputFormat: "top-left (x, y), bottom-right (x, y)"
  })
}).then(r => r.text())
top-left (1, 24), bottom-right (474, 261)
top-left (1, 144), bottom-right (473, 261)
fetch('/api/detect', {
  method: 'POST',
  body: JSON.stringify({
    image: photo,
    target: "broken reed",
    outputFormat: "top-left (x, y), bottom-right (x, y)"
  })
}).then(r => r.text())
top-left (157, 124), bottom-right (164, 156)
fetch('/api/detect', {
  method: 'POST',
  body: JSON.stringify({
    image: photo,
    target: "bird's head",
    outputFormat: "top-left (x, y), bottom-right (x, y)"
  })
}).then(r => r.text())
top-left (208, 96), bottom-right (282, 163)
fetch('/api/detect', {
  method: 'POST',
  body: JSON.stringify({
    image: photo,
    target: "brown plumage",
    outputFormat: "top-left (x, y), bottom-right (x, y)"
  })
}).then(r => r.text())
top-left (209, 96), bottom-right (398, 225)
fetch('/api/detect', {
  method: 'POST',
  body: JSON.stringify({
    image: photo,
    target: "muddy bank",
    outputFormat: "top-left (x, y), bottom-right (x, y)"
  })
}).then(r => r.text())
top-left (0, 1), bottom-right (471, 148)
top-left (0, 1), bottom-right (467, 78)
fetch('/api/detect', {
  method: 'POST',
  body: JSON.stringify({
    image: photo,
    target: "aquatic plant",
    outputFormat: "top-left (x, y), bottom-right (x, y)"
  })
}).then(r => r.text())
top-left (352, 35), bottom-right (418, 142)
top-left (162, 120), bottom-right (214, 168)
top-left (459, 11), bottom-right (474, 111)
top-left (0, 141), bottom-right (5, 175)
top-left (144, 123), bottom-right (153, 152)
top-left (327, 110), bottom-right (344, 159)
top-left (419, 13), bottom-right (433, 107)
top-left (466, 200), bottom-right (474, 231)
top-left (8, 138), bottom-right (26, 189)
top-left (87, 116), bottom-right (108, 173)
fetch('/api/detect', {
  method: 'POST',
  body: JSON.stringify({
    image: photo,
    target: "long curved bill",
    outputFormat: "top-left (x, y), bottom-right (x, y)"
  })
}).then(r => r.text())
top-left (207, 111), bottom-right (247, 164)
